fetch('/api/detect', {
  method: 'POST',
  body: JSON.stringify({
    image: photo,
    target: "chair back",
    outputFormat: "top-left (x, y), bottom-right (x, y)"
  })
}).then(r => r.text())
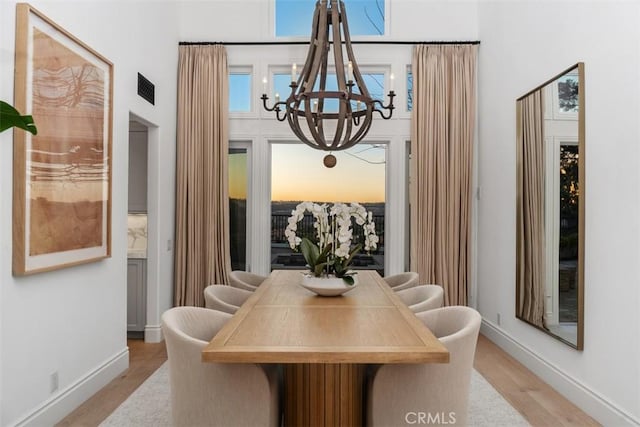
top-left (367, 306), bottom-right (481, 427)
top-left (396, 284), bottom-right (444, 313)
top-left (229, 270), bottom-right (267, 291)
top-left (383, 272), bottom-right (419, 291)
top-left (204, 285), bottom-right (252, 314)
top-left (161, 306), bottom-right (280, 426)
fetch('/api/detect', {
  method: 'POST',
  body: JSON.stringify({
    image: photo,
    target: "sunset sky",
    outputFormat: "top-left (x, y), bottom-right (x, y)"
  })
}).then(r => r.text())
top-left (229, 143), bottom-right (386, 203)
top-left (271, 143), bottom-right (385, 203)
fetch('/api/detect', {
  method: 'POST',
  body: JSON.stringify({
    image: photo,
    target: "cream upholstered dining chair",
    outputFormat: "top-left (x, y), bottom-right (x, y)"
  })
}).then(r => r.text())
top-left (161, 307), bottom-right (280, 427)
top-left (383, 272), bottom-right (419, 292)
top-left (395, 284), bottom-right (444, 313)
top-left (204, 284), bottom-right (252, 314)
top-left (366, 306), bottom-right (481, 427)
top-left (229, 270), bottom-right (267, 291)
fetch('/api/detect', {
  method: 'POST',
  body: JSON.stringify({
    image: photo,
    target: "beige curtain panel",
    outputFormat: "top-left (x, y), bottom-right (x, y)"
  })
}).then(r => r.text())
top-left (410, 44), bottom-right (477, 307)
top-left (175, 45), bottom-right (231, 307)
top-left (516, 91), bottom-right (546, 328)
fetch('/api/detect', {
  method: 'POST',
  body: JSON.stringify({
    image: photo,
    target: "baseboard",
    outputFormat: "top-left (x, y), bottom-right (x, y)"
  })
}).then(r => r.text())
top-left (14, 348), bottom-right (129, 427)
top-left (481, 320), bottom-right (640, 426)
top-left (144, 324), bottom-right (163, 343)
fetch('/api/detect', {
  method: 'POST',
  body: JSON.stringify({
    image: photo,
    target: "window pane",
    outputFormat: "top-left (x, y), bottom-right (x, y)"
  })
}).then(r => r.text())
top-left (275, 1), bottom-right (314, 37)
top-left (229, 147), bottom-right (248, 270)
top-left (407, 70), bottom-right (413, 111)
top-left (273, 73), bottom-right (293, 106)
top-left (270, 143), bottom-right (385, 274)
top-left (229, 73), bottom-right (251, 112)
top-left (276, 0), bottom-right (385, 37)
top-left (558, 144), bottom-right (579, 324)
top-left (358, 73), bottom-right (385, 102)
top-left (557, 74), bottom-right (579, 113)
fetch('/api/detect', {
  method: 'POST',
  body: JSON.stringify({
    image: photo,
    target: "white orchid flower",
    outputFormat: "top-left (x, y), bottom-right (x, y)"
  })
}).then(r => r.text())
top-left (285, 201), bottom-right (378, 272)
top-left (335, 243), bottom-right (350, 258)
top-left (338, 228), bottom-right (353, 243)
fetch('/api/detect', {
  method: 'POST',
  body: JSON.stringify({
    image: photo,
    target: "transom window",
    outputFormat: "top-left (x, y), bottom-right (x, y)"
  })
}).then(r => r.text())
top-left (229, 71), bottom-right (252, 112)
top-left (275, 0), bottom-right (385, 37)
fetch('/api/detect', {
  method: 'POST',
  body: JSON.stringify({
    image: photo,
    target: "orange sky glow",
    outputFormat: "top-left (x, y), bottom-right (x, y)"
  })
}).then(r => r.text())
top-left (271, 143), bottom-right (385, 203)
top-left (229, 143), bottom-right (386, 203)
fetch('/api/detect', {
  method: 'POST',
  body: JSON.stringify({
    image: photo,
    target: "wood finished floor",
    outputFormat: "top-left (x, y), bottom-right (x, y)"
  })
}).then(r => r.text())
top-left (474, 335), bottom-right (599, 427)
top-left (55, 339), bottom-right (167, 427)
top-left (58, 334), bottom-right (599, 427)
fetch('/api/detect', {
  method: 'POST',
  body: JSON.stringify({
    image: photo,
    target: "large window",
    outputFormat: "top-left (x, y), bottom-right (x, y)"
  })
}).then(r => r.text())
top-left (225, 42), bottom-right (413, 275)
top-left (270, 142), bottom-right (386, 274)
top-left (275, 0), bottom-right (385, 37)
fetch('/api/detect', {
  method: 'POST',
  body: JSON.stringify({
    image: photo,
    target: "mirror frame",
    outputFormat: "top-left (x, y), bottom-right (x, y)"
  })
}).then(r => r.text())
top-left (516, 62), bottom-right (585, 350)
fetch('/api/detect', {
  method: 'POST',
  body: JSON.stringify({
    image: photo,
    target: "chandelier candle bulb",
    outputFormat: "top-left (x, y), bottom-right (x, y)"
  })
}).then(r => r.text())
top-left (291, 63), bottom-right (297, 83)
top-left (262, 76), bottom-right (267, 94)
top-left (347, 61), bottom-right (353, 82)
top-left (313, 100), bottom-right (318, 113)
top-left (275, 92), bottom-right (280, 103)
top-left (390, 73), bottom-right (395, 91)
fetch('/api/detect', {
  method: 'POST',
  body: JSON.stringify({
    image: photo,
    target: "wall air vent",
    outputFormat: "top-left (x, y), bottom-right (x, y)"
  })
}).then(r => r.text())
top-left (137, 73), bottom-right (155, 105)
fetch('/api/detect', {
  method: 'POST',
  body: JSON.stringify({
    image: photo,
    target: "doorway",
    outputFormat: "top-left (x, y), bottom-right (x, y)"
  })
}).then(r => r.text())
top-left (127, 119), bottom-right (149, 339)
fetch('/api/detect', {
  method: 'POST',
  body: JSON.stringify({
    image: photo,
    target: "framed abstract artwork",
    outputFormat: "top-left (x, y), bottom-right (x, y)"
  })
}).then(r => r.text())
top-left (13, 3), bottom-right (113, 275)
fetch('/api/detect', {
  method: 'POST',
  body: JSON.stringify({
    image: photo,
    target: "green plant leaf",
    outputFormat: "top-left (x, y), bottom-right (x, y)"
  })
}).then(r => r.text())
top-left (333, 259), bottom-right (346, 277)
top-left (313, 262), bottom-right (327, 277)
top-left (300, 237), bottom-right (319, 269)
top-left (0, 101), bottom-right (37, 135)
top-left (342, 275), bottom-right (355, 286)
top-left (318, 243), bottom-right (332, 261)
top-left (343, 243), bottom-right (362, 268)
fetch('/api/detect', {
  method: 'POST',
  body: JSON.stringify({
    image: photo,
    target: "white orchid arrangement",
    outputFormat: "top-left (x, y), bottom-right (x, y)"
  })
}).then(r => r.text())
top-left (285, 201), bottom-right (378, 284)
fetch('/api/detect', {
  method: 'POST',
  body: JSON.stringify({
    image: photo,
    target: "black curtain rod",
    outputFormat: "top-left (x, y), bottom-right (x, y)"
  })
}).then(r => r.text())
top-left (179, 40), bottom-right (480, 46)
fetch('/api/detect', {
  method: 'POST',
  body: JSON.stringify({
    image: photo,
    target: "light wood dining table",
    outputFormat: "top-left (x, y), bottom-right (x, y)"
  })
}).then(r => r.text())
top-left (202, 269), bottom-right (449, 426)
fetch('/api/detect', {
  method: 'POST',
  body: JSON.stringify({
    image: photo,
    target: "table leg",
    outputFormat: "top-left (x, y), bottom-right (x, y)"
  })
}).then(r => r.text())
top-left (284, 363), bottom-right (365, 426)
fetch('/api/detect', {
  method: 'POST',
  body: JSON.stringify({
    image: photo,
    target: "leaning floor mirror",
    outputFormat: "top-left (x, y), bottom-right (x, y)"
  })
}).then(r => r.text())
top-left (516, 63), bottom-right (585, 350)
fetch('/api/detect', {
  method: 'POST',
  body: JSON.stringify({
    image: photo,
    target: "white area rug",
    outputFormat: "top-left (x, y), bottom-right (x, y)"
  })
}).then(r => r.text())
top-left (100, 363), bottom-right (530, 426)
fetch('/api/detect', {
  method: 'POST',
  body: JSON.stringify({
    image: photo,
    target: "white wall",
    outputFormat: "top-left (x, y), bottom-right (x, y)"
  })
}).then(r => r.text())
top-left (477, 1), bottom-right (640, 425)
top-left (0, 1), bottom-right (179, 425)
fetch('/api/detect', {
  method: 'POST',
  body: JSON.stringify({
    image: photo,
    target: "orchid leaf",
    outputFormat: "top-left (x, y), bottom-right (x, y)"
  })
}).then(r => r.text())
top-left (313, 262), bottom-right (328, 277)
top-left (343, 243), bottom-right (362, 268)
top-left (318, 242), bottom-right (333, 261)
top-left (342, 275), bottom-right (355, 286)
top-left (0, 101), bottom-right (37, 135)
top-left (333, 258), bottom-right (346, 276)
top-left (301, 237), bottom-right (319, 268)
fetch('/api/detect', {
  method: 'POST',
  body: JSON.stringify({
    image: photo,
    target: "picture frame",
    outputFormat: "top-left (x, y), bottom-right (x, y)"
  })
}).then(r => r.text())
top-left (13, 3), bottom-right (113, 275)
